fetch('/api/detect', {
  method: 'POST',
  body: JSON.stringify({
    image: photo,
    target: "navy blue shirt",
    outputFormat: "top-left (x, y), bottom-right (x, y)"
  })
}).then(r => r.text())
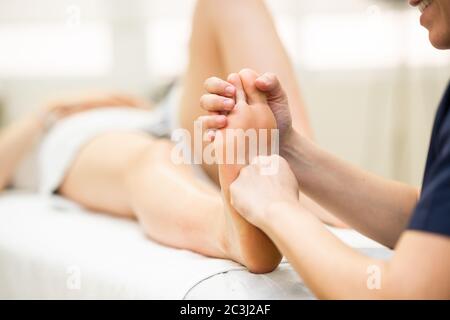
top-left (409, 83), bottom-right (450, 237)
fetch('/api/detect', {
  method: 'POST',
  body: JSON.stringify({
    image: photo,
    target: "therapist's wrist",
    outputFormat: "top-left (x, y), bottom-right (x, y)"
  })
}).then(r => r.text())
top-left (262, 200), bottom-right (304, 232)
top-left (280, 128), bottom-right (314, 176)
top-left (280, 127), bottom-right (301, 157)
top-left (263, 200), bottom-right (318, 241)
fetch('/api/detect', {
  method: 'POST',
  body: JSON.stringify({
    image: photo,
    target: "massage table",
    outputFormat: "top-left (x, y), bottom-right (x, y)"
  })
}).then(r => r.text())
top-left (0, 191), bottom-right (391, 299)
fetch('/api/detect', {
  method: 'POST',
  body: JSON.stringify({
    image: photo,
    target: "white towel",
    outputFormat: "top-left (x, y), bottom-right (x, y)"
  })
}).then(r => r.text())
top-left (0, 192), bottom-right (244, 299)
top-left (0, 192), bottom-right (389, 299)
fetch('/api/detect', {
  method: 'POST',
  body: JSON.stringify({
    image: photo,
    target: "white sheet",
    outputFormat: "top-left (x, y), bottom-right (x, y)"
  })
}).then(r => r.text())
top-left (0, 192), bottom-right (390, 299)
top-left (186, 247), bottom-right (391, 299)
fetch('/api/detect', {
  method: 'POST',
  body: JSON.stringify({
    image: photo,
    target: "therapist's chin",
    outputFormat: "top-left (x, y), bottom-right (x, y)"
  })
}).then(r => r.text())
top-left (422, 19), bottom-right (450, 49)
top-left (428, 29), bottom-right (450, 49)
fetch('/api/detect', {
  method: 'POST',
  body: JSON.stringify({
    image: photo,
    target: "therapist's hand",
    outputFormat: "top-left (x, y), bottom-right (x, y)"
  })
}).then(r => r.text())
top-left (230, 155), bottom-right (299, 228)
top-left (201, 69), bottom-right (293, 141)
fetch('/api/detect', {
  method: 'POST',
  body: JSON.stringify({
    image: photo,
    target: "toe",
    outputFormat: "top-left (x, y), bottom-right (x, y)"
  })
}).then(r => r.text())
top-left (238, 69), bottom-right (266, 105)
top-left (227, 73), bottom-right (247, 105)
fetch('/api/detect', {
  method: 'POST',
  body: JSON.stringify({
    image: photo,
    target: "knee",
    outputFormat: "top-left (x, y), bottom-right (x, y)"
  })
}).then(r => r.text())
top-left (135, 138), bottom-right (171, 161)
top-left (195, 0), bottom-right (251, 19)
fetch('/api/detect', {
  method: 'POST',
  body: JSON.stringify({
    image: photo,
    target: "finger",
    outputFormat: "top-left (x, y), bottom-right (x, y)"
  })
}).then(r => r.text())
top-left (255, 72), bottom-right (285, 99)
top-left (110, 94), bottom-right (140, 106)
top-left (255, 72), bottom-right (279, 91)
top-left (227, 73), bottom-right (246, 104)
top-left (204, 77), bottom-right (236, 97)
top-left (239, 68), bottom-right (266, 104)
top-left (198, 114), bottom-right (228, 130)
top-left (251, 155), bottom-right (271, 167)
top-left (113, 94), bottom-right (150, 108)
top-left (238, 164), bottom-right (255, 181)
top-left (51, 107), bottom-right (74, 120)
top-left (265, 156), bottom-right (277, 174)
top-left (200, 94), bottom-right (235, 112)
top-left (56, 105), bottom-right (75, 116)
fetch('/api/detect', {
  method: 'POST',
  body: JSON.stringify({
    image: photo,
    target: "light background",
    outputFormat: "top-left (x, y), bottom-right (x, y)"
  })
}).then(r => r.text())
top-left (0, 0), bottom-right (449, 186)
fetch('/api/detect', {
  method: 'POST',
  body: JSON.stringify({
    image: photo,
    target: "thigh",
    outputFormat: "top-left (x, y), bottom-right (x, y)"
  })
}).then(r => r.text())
top-left (177, 0), bottom-right (312, 185)
top-left (177, 1), bottom-right (226, 185)
top-left (59, 132), bottom-right (156, 218)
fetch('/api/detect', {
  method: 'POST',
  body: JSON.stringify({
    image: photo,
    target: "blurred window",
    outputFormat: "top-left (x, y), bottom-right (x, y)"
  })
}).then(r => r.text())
top-left (0, 23), bottom-right (112, 77)
top-left (296, 10), bottom-right (449, 69)
top-left (146, 19), bottom-right (191, 77)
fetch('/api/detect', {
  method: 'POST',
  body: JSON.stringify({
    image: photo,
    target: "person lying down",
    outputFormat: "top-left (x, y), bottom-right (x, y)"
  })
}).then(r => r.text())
top-left (0, 0), bottom-right (344, 275)
top-left (2, 0), bottom-right (448, 299)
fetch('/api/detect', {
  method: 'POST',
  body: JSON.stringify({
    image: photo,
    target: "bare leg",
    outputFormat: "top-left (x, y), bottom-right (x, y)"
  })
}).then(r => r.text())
top-left (178, 0), bottom-right (313, 185)
top-left (58, 0), bottom-right (298, 272)
top-left (60, 133), bottom-right (228, 258)
top-left (59, 1), bottom-right (291, 272)
top-left (58, 0), bottom-right (333, 273)
top-left (60, 131), bottom-right (279, 271)
top-left (178, 0), bottom-right (344, 227)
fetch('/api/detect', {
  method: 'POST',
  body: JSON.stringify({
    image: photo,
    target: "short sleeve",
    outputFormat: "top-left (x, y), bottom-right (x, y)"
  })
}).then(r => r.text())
top-left (409, 126), bottom-right (450, 237)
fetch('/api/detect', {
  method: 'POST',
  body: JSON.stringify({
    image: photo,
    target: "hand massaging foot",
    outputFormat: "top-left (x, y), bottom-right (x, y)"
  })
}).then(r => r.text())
top-left (215, 70), bottom-right (282, 273)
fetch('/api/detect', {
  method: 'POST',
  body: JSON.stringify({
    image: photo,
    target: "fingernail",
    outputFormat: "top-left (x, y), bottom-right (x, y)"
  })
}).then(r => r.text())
top-left (262, 76), bottom-right (270, 85)
top-left (223, 99), bottom-right (234, 109)
top-left (225, 86), bottom-right (235, 96)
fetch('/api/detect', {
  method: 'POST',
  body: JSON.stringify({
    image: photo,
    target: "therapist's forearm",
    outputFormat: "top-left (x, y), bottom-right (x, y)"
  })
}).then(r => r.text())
top-left (0, 113), bottom-right (45, 190)
top-left (262, 201), bottom-right (388, 299)
top-left (281, 129), bottom-right (419, 248)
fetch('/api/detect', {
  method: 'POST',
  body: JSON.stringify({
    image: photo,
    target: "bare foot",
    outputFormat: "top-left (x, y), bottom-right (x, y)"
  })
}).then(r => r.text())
top-left (215, 69), bottom-right (282, 273)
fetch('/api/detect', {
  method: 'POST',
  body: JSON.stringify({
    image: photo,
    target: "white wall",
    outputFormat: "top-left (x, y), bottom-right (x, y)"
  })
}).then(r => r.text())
top-left (0, 0), bottom-right (449, 186)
